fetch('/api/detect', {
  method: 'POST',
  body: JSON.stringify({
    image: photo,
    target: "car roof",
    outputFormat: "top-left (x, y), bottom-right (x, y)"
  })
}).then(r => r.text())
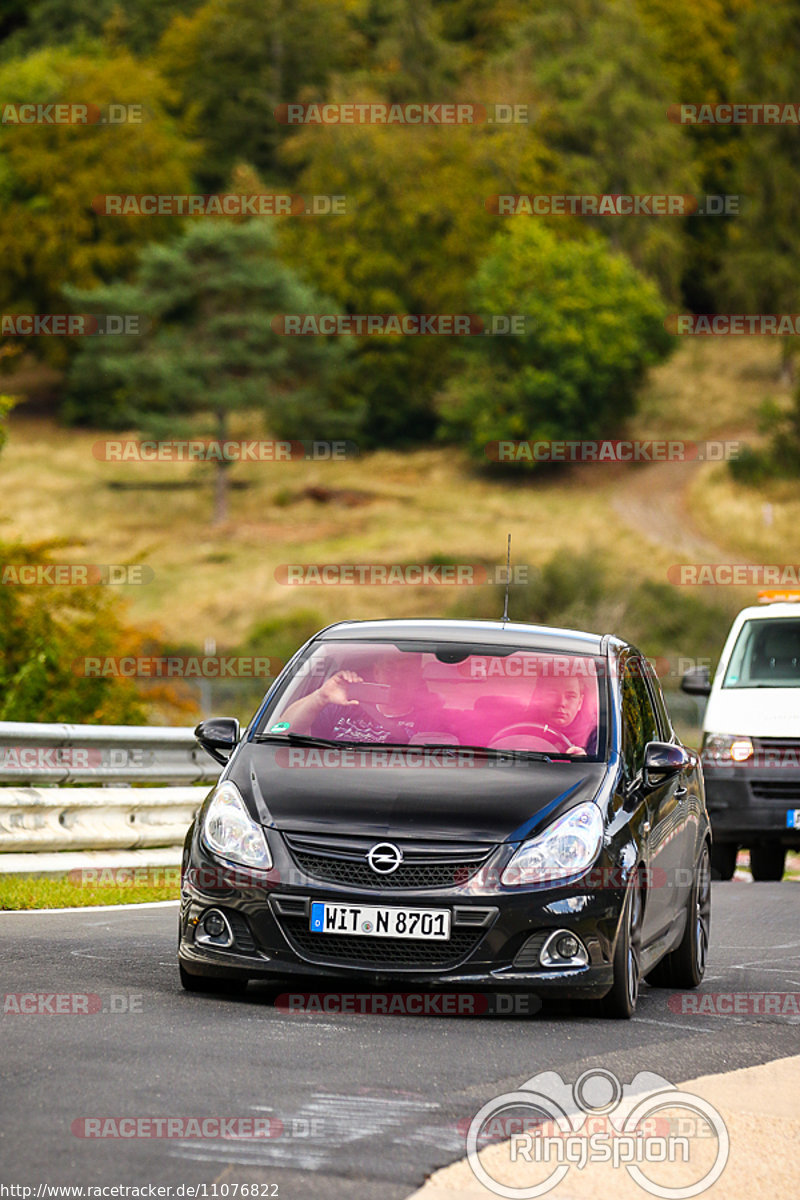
top-left (733, 603), bottom-right (800, 623)
top-left (314, 617), bottom-right (611, 656)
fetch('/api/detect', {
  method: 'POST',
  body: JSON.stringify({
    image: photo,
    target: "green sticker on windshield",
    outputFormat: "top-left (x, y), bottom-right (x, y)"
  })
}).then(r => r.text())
top-left (270, 721), bottom-right (291, 732)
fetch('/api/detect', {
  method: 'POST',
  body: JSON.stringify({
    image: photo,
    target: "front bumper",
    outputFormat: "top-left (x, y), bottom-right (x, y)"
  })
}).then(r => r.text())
top-left (178, 830), bottom-right (627, 998)
top-left (704, 765), bottom-right (800, 844)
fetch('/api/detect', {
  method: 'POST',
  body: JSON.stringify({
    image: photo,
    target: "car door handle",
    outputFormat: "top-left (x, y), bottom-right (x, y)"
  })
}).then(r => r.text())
top-left (675, 786), bottom-right (688, 800)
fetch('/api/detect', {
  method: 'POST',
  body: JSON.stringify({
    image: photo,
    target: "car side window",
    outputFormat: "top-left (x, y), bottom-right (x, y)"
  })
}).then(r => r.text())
top-left (641, 658), bottom-right (673, 741)
top-left (621, 657), bottom-right (660, 777)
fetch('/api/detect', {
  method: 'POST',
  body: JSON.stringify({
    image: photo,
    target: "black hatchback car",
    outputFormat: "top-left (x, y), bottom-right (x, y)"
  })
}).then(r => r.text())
top-left (179, 619), bottom-right (711, 1017)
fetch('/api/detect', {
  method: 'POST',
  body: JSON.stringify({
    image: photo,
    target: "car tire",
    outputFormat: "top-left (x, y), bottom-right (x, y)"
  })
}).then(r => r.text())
top-left (749, 842), bottom-right (786, 882)
top-left (179, 963), bottom-right (248, 994)
top-left (646, 842), bottom-right (711, 990)
top-left (710, 842), bottom-right (737, 881)
top-left (601, 871), bottom-right (643, 1019)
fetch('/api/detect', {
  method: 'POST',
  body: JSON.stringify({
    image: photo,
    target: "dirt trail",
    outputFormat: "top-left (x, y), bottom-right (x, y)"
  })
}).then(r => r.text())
top-left (609, 453), bottom-right (749, 563)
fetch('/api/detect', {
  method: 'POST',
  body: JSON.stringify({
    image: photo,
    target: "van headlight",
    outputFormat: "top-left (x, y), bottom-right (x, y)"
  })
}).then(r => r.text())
top-left (501, 802), bottom-right (603, 887)
top-left (201, 781), bottom-right (272, 869)
top-left (702, 734), bottom-right (753, 764)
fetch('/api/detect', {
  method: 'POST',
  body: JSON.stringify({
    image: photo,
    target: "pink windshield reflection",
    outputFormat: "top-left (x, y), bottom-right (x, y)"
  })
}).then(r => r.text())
top-left (270, 645), bottom-right (603, 757)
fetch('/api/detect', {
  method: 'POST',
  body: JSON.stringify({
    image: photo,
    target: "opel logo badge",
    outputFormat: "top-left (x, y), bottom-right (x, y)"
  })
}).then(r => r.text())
top-left (367, 842), bottom-right (403, 874)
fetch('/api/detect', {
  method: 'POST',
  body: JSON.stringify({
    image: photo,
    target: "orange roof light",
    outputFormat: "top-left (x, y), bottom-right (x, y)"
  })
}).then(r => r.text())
top-left (757, 590), bottom-right (800, 604)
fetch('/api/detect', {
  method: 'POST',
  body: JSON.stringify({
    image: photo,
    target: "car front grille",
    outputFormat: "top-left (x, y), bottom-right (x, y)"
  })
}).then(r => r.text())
top-left (750, 780), bottom-right (800, 801)
top-left (275, 913), bottom-right (485, 970)
top-left (283, 832), bottom-right (494, 891)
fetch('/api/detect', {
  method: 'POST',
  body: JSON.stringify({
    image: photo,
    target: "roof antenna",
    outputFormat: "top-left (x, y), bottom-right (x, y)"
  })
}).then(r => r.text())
top-left (501, 533), bottom-right (511, 626)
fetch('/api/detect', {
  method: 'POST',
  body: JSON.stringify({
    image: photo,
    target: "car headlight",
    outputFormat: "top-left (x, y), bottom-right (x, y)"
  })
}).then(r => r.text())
top-left (201, 781), bottom-right (272, 869)
top-left (501, 802), bottom-right (603, 887)
top-left (702, 733), bottom-right (753, 764)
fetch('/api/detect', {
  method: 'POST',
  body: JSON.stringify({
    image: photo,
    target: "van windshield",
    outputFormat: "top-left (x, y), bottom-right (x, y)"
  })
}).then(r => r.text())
top-left (723, 619), bottom-right (800, 688)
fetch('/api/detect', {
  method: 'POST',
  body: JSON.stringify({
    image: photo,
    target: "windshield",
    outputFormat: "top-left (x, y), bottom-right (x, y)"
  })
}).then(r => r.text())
top-left (723, 618), bottom-right (800, 688)
top-left (255, 640), bottom-right (608, 759)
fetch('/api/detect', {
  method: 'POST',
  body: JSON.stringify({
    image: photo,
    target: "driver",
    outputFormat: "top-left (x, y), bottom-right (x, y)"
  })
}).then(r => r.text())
top-left (279, 652), bottom-right (454, 744)
top-left (526, 675), bottom-right (595, 756)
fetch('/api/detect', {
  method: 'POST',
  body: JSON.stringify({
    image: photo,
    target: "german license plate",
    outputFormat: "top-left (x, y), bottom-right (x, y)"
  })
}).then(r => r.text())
top-left (787, 809), bottom-right (800, 829)
top-left (310, 902), bottom-right (450, 940)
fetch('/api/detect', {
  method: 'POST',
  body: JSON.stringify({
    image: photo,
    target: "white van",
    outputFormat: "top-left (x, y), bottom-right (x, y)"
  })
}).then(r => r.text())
top-left (682, 600), bottom-right (800, 880)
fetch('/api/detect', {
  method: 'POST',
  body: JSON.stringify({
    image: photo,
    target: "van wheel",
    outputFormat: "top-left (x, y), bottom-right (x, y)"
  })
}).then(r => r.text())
top-left (749, 843), bottom-right (786, 882)
top-left (710, 842), bottom-right (737, 881)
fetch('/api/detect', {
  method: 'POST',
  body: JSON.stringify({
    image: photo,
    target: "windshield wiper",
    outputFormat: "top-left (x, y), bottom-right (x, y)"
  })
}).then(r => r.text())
top-left (252, 733), bottom-right (572, 761)
top-left (413, 742), bottom-right (567, 762)
top-left (252, 732), bottom-right (344, 748)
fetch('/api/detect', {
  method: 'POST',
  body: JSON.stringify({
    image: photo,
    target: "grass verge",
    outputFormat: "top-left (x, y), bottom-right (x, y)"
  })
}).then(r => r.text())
top-left (0, 873), bottom-right (180, 910)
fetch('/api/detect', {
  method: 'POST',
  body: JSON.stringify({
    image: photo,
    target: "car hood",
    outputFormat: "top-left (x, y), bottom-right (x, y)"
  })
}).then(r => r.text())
top-left (705, 687), bottom-right (800, 738)
top-left (228, 743), bottom-right (609, 843)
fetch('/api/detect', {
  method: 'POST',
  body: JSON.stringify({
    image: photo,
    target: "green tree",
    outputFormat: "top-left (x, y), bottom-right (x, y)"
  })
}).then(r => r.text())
top-left (635, 0), bottom-right (750, 310)
top-left (0, 541), bottom-right (151, 723)
top-left (717, 2), bottom-right (800, 377)
top-left (0, 46), bottom-right (198, 365)
top-left (492, 0), bottom-right (698, 302)
top-left (440, 222), bottom-right (672, 462)
top-left (0, 395), bottom-right (17, 455)
top-left (279, 88), bottom-right (555, 444)
top-left (64, 220), bottom-right (355, 524)
top-left (0, 0), bottom-right (204, 58)
top-left (156, 0), bottom-right (362, 188)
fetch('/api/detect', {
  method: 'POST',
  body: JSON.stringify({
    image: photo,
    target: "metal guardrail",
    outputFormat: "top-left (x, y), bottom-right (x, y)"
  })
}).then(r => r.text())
top-left (0, 721), bottom-right (221, 785)
top-left (0, 722), bottom-right (221, 857)
top-left (0, 787), bottom-right (205, 854)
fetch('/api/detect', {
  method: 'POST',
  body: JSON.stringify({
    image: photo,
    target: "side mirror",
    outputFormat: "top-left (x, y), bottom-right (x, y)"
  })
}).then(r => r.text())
top-left (681, 665), bottom-right (711, 696)
top-left (195, 717), bottom-right (240, 765)
top-left (643, 741), bottom-right (690, 787)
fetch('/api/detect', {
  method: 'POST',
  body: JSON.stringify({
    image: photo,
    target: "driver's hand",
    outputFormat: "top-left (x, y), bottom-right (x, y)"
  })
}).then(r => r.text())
top-left (565, 744), bottom-right (587, 757)
top-left (320, 670), bottom-right (363, 707)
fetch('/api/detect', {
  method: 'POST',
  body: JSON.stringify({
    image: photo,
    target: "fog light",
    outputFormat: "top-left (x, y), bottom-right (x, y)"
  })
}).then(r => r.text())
top-left (539, 928), bottom-right (590, 968)
top-left (203, 911), bottom-right (226, 938)
top-left (554, 934), bottom-right (579, 959)
top-left (195, 908), bottom-right (234, 948)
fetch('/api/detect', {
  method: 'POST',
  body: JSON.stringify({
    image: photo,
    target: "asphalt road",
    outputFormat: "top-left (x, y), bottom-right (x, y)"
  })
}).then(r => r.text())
top-left (1, 883), bottom-right (799, 1199)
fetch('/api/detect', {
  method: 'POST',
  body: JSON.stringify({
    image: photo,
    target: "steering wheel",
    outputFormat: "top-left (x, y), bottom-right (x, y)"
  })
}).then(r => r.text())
top-left (487, 722), bottom-right (574, 753)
